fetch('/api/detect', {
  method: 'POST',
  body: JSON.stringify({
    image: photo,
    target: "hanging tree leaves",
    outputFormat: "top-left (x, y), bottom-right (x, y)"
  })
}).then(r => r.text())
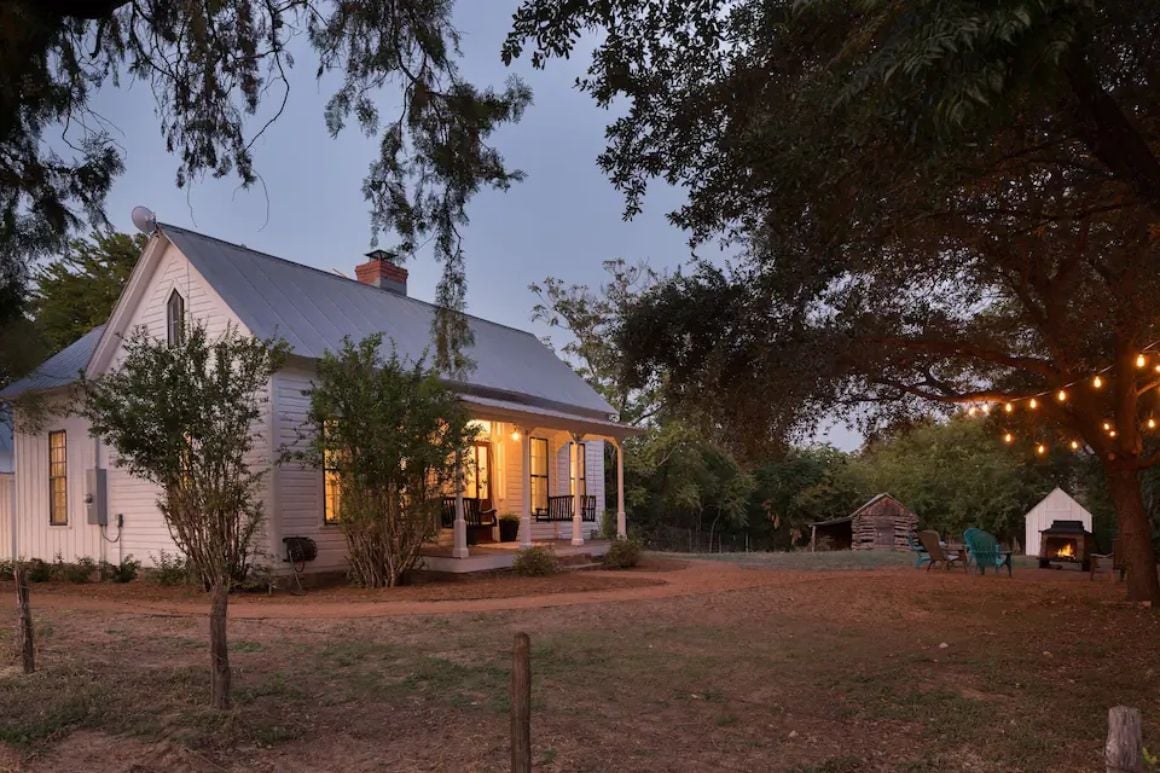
top-left (1, 0), bottom-right (531, 370)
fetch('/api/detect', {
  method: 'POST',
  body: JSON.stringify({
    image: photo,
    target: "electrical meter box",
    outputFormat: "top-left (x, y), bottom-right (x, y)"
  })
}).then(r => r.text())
top-left (85, 468), bottom-right (108, 526)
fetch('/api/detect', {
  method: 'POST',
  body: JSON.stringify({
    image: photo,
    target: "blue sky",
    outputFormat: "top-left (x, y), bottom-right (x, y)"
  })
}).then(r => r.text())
top-left (85, 3), bottom-right (858, 449)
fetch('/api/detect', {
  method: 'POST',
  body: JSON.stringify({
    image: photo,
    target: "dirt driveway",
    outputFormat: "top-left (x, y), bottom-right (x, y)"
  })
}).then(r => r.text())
top-left (1, 557), bottom-right (1156, 772)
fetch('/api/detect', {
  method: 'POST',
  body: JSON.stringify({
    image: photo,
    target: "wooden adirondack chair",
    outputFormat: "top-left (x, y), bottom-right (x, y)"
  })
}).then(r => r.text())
top-left (907, 531), bottom-right (932, 569)
top-left (1090, 538), bottom-right (1125, 582)
top-left (917, 530), bottom-right (966, 572)
top-left (963, 528), bottom-right (1013, 576)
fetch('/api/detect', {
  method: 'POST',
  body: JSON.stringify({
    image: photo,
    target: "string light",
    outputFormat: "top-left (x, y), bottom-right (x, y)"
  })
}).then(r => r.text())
top-left (967, 406), bottom-right (978, 417)
top-left (1004, 402), bottom-right (1014, 414)
top-left (1003, 432), bottom-right (1014, 444)
top-left (1093, 375), bottom-right (1104, 389)
top-left (1036, 443), bottom-right (1047, 456)
top-left (1056, 389), bottom-right (1067, 402)
top-left (1137, 354), bottom-right (1148, 369)
top-left (980, 403), bottom-right (991, 415)
top-left (1149, 418), bottom-right (1157, 430)
top-left (1029, 397), bottom-right (1039, 409)
top-left (1110, 429), bottom-right (1118, 438)
top-left (1069, 440), bottom-right (1080, 451)
top-left (1103, 421), bottom-right (1113, 432)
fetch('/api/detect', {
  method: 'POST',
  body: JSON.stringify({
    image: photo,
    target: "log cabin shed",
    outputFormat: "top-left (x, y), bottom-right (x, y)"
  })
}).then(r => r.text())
top-left (809, 493), bottom-right (919, 552)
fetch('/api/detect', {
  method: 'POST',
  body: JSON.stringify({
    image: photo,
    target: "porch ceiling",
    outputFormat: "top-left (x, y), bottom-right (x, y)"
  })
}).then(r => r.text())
top-left (458, 394), bottom-right (641, 439)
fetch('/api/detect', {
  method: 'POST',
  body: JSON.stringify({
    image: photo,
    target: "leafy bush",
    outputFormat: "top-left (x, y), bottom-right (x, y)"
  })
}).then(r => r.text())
top-left (53, 556), bottom-right (96, 583)
top-left (512, 546), bottom-right (560, 577)
top-left (23, 558), bottom-right (52, 583)
top-left (500, 512), bottom-right (520, 523)
top-left (100, 556), bottom-right (141, 583)
top-left (0, 559), bottom-right (14, 579)
top-left (600, 509), bottom-right (618, 540)
top-left (237, 563), bottom-right (279, 594)
top-left (603, 537), bottom-right (642, 569)
top-left (150, 550), bottom-right (196, 586)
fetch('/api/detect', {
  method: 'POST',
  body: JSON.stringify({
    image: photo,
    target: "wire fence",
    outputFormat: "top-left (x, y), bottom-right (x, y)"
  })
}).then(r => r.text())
top-left (640, 525), bottom-right (779, 554)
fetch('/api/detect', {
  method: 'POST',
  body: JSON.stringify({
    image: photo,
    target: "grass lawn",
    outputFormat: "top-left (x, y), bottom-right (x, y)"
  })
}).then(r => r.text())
top-left (0, 555), bottom-right (1156, 771)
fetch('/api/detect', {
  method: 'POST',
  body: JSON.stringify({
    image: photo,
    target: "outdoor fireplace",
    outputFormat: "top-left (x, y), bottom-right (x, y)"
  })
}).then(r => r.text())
top-left (1038, 520), bottom-right (1095, 571)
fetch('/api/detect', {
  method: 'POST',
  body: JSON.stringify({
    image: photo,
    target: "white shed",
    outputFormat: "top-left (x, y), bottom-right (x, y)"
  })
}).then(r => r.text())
top-left (1023, 488), bottom-right (1093, 557)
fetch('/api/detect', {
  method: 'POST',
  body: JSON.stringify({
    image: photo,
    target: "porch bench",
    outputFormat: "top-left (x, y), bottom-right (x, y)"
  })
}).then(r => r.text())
top-left (535, 495), bottom-right (597, 522)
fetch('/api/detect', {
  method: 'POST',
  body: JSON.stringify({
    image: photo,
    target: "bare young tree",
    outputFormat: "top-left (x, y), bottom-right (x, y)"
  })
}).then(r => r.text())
top-left (81, 323), bottom-right (288, 709)
top-left (302, 334), bottom-right (475, 587)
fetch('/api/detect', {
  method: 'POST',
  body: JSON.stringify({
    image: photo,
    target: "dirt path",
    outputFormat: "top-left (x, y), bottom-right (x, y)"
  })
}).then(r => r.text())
top-left (24, 560), bottom-right (795, 620)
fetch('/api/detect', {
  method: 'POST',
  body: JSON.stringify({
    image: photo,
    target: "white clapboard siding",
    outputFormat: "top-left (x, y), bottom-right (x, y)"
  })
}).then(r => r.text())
top-left (271, 365), bottom-right (349, 572)
top-left (0, 473), bottom-right (13, 559)
top-left (12, 236), bottom-right (252, 566)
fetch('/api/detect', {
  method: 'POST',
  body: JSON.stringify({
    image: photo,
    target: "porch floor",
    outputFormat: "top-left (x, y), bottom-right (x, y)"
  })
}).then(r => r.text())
top-left (419, 539), bottom-right (611, 574)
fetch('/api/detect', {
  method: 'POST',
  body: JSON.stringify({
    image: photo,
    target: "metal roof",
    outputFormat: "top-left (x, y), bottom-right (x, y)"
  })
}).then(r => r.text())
top-left (460, 393), bottom-right (640, 438)
top-left (161, 224), bottom-right (616, 418)
top-left (0, 325), bottom-right (106, 400)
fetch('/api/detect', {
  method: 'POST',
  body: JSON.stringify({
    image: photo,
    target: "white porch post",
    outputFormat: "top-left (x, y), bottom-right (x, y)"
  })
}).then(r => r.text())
top-left (571, 434), bottom-right (585, 546)
top-left (453, 450), bottom-right (469, 559)
top-left (615, 438), bottom-right (627, 539)
top-left (520, 426), bottom-right (533, 548)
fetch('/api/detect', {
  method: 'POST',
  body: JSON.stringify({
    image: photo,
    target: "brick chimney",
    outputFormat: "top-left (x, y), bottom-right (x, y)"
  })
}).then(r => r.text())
top-left (355, 249), bottom-right (408, 295)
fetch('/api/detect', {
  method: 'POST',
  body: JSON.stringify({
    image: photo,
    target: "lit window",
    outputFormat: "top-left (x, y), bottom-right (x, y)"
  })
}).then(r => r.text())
top-left (570, 442), bottom-right (586, 497)
top-left (49, 431), bottom-right (67, 525)
top-left (323, 425), bottom-right (342, 524)
top-left (530, 438), bottom-right (548, 514)
top-left (166, 289), bottom-right (186, 347)
top-left (464, 442), bottom-right (491, 500)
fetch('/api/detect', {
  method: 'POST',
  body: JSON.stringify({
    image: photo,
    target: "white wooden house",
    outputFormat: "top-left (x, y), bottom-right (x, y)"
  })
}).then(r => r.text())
top-left (1023, 488), bottom-right (1093, 557)
top-left (0, 223), bottom-right (634, 573)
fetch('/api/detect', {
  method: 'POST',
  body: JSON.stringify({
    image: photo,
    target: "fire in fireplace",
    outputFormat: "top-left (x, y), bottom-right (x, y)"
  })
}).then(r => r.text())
top-left (1038, 520), bottom-right (1094, 571)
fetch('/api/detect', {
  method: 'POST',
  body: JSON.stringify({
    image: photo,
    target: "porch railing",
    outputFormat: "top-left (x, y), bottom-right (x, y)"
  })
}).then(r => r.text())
top-left (440, 497), bottom-right (498, 529)
top-left (534, 495), bottom-right (597, 523)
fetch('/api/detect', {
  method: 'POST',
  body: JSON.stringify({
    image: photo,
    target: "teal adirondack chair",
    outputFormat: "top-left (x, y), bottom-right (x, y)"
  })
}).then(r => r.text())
top-left (963, 528), bottom-right (1013, 576)
top-left (907, 531), bottom-right (931, 569)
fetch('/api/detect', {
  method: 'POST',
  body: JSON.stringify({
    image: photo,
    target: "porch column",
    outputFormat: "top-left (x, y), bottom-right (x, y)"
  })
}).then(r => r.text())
top-left (571, 434), bottom-right (585, 546)
top-left (615, 438), bottom-right (627, 539)
top-left (453, 450), bottom-right (469, 559)
top-left (520, 426), bottom-right (533, 548)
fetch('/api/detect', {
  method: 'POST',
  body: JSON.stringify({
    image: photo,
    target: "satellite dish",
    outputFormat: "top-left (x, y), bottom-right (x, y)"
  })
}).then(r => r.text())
top-left (130, 206), bottom-right (156, 235)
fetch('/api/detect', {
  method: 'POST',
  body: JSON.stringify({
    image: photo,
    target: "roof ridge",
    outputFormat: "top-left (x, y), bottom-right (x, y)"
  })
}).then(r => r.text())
top-left (158, 223), bottom-right (541, 341)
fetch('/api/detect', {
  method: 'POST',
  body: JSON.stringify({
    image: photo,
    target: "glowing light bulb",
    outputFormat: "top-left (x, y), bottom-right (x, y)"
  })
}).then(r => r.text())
top-left (1003, 432), bottom-right (1014, 444)
top-left (1036, 443), bottom-right (1047, 456)
top-left (1110, 429), bottom-right (1118, 438)
top-left (1137, 354), bottom-right (1148, 369)
top-left (1056, 389), bottom-right (1067, 402)
top-left (967, 406), bottom-right (978, 417)
top-left (1103, 421), bottom-right (1113, 432)
top-left (981, 403), bottom-right (991, 415)
top-left (1069, 440), bottom-right (1080, 451)
top-left (1004, 403), bottom-right (1014, 414)
top-left (1029, 398), bottom-right (1039, 409)
top-left (1093, 375), bottom-right (1104, 389)
top-left (1149, 418), bottom-right (1157, 430)
top-left (511, 430), bottom-right (521, 442)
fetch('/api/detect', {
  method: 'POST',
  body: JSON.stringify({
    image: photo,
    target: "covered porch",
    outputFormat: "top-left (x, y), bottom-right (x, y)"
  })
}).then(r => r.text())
top-left (432, 393), bottom-right (635, 565)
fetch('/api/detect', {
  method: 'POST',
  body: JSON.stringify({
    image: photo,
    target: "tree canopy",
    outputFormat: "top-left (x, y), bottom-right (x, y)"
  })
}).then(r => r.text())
top-left (2, 0), bottom-right (531, 370)
top-left (506, 0), bottom-right (1160, 601)
top-left (31, 229), bottom-right (145, 354)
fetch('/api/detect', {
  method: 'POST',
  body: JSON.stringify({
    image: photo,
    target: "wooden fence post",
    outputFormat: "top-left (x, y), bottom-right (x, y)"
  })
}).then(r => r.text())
top-left (511, 632), bottom-right (531, 773)
top-left (1106, 706), bottom-right (1143, 773)
top-left (14, 565), bottom-right (34, 674)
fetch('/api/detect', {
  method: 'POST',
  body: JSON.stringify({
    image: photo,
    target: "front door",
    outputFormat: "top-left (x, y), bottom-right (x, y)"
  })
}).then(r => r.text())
top-left (464, 441), bottom-right (491, 502)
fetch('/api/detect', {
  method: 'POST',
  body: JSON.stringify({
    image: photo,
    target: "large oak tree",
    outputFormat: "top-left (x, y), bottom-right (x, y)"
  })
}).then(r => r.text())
top-left (505, 1), bottom-right (1160, 601)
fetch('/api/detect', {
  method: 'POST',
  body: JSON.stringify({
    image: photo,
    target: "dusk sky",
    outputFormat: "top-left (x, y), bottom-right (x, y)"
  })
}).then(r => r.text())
top-left (86, 2), bottom-right (856, 449)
